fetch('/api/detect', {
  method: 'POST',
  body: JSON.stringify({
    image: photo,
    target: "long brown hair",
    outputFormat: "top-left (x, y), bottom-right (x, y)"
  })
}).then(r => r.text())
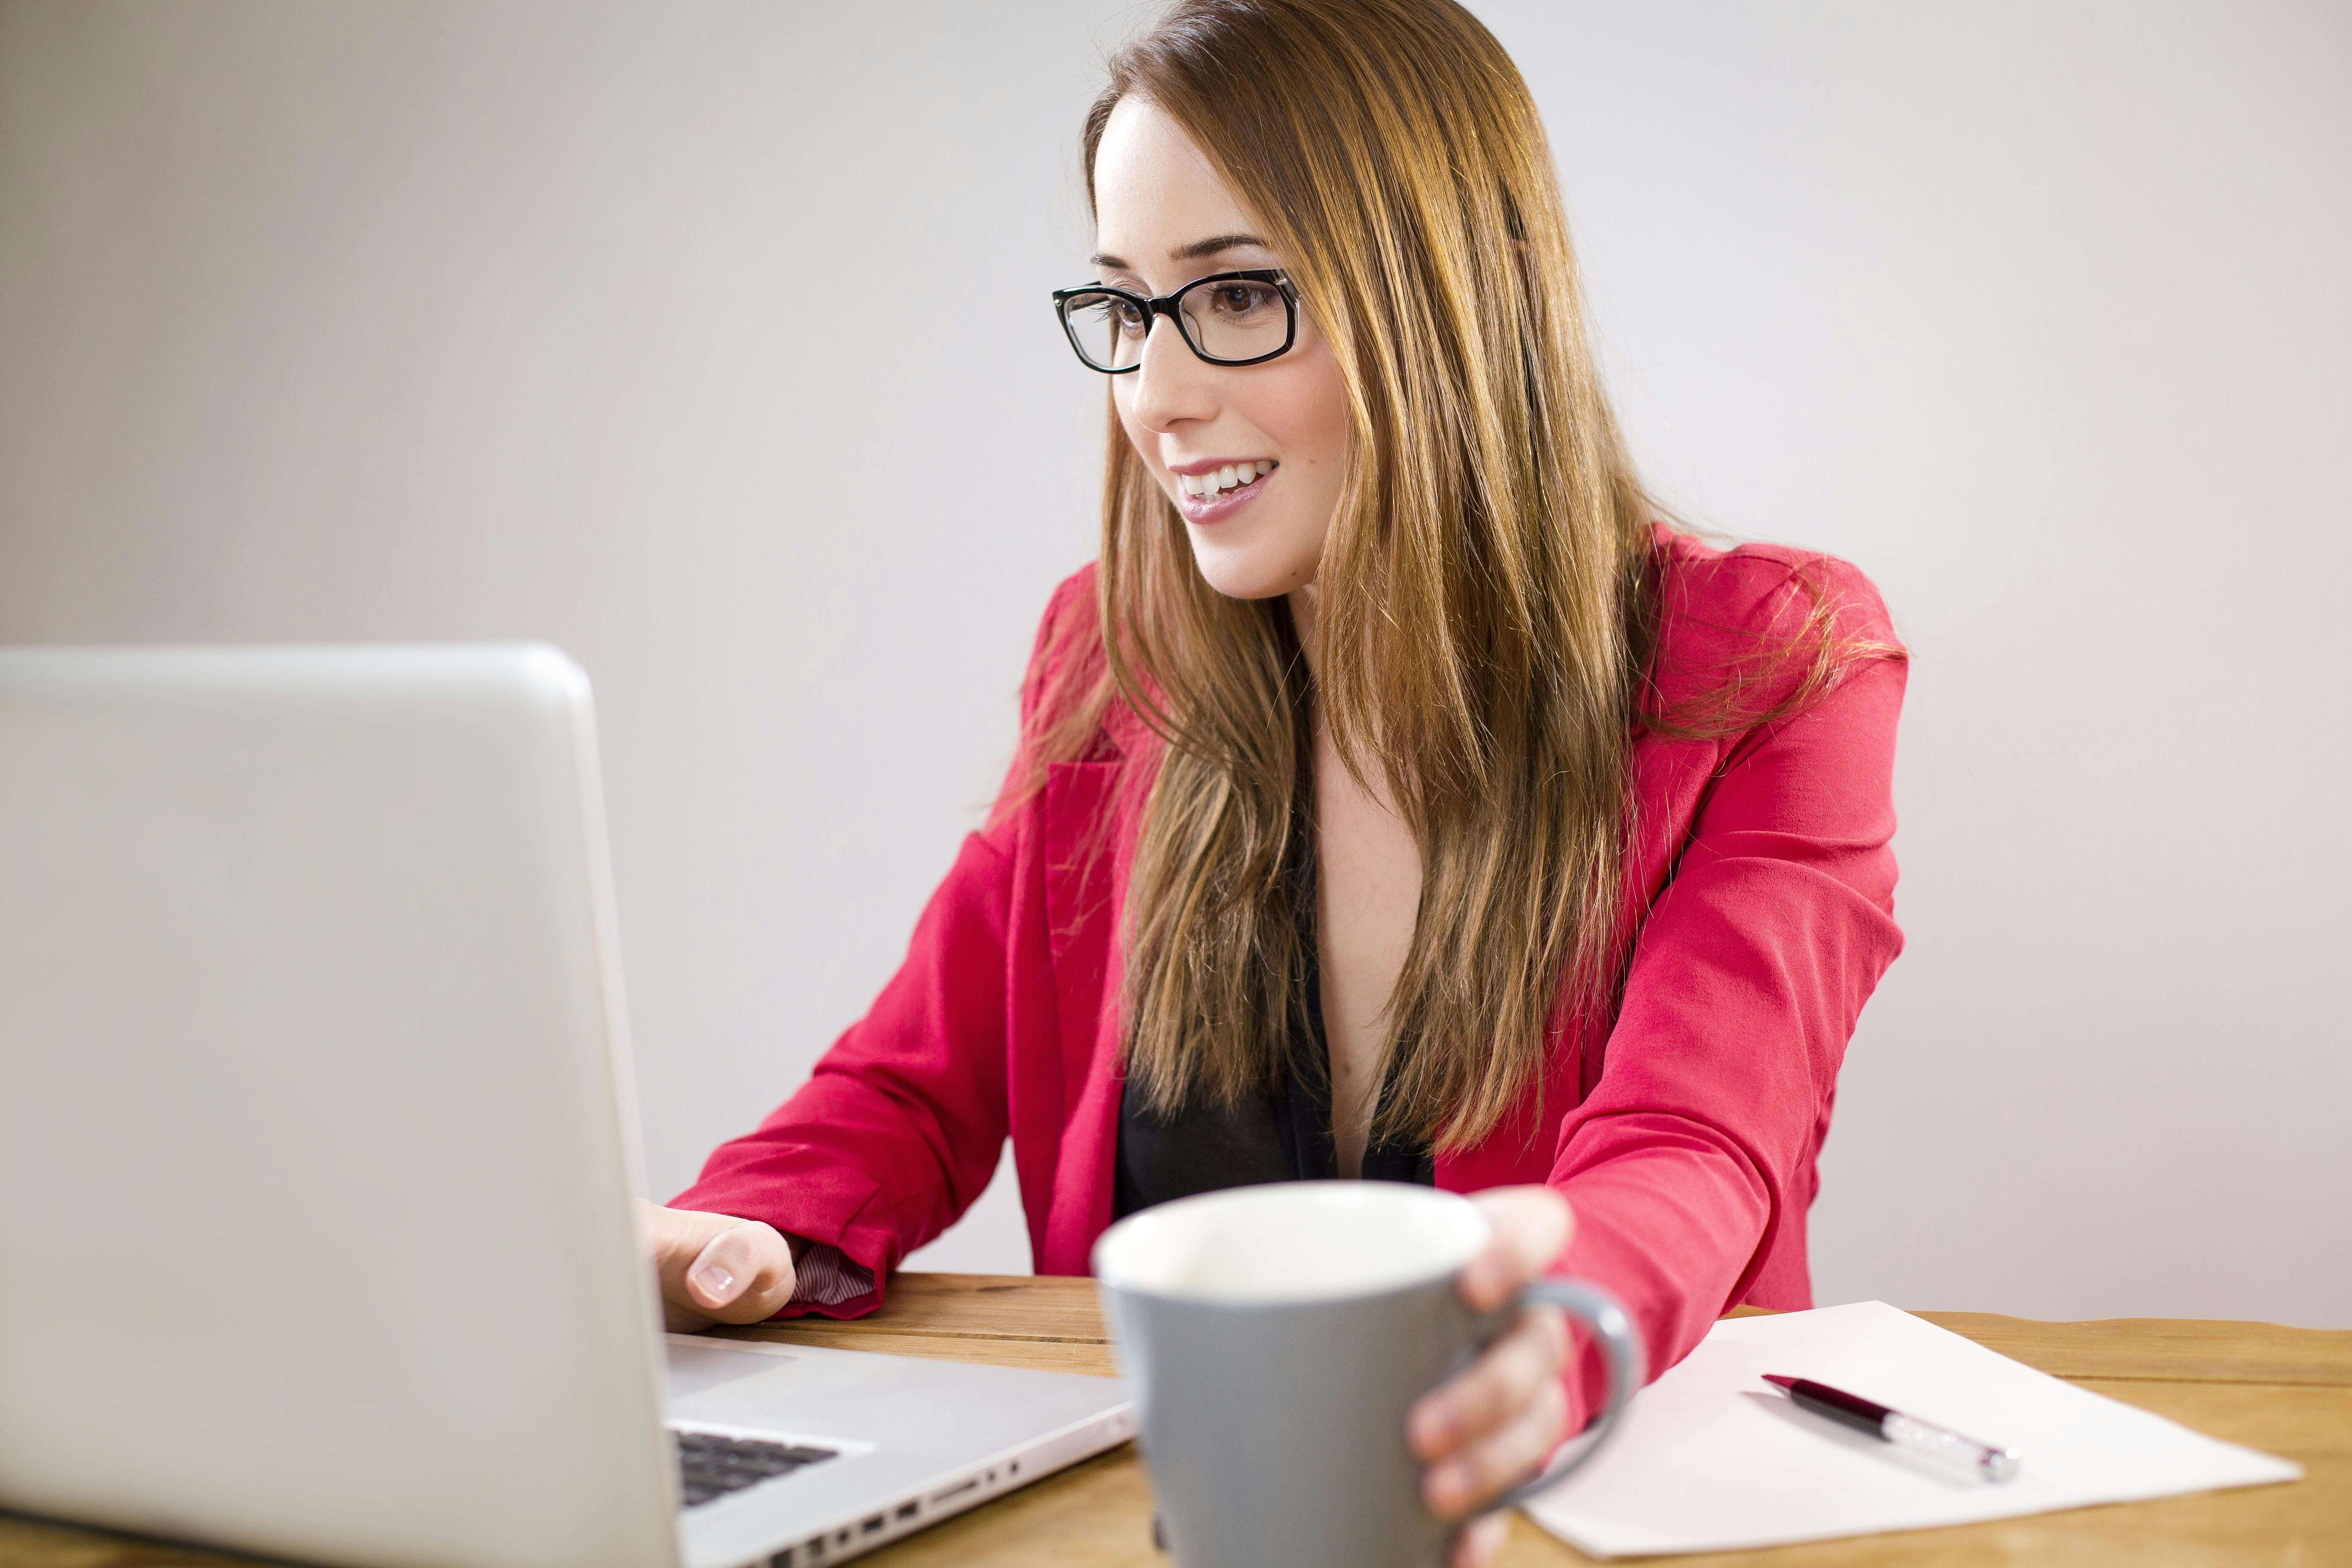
top-left (1030, 0), bottom-right (1881, 1153)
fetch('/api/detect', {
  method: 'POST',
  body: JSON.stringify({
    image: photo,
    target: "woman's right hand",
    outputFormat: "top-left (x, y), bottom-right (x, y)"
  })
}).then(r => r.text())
top-left (645, 1202), bottom-right (799, 1332)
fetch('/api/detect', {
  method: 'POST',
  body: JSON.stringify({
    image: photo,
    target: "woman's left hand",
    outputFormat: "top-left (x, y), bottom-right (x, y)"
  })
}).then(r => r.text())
top-left (1407, 1184), bottom-right (1577, 1568)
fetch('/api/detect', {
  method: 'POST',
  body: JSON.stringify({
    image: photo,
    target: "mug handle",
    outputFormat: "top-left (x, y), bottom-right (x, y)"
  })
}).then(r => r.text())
top-left (1478, 1279), bottom-right (1644, 1514)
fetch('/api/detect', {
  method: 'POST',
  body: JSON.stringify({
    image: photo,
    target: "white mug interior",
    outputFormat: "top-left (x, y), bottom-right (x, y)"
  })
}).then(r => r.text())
top-left (1094, 1181), bottom-right (1490, 1305)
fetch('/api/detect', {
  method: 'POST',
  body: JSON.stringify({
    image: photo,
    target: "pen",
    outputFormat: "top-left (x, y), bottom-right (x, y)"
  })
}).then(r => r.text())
top-left (1762, 1375), bottom-right (2021, 1482)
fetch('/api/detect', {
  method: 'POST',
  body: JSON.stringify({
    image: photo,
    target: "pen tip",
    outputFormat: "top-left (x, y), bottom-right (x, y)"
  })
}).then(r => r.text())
top-left (1760, 1374), bottom-right (1798, 1390)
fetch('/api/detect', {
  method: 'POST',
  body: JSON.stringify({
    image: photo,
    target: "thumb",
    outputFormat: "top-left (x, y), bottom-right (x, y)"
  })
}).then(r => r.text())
top-left (680, 1219), bottom-right (798, 1325)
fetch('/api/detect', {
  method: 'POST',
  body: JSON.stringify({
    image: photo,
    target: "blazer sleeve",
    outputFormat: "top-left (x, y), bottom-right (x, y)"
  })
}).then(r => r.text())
top-left (1549, 572), bottom-right (1907, 1426)
top-left (665, 571), bottom-right (1095, 1318)
top-left (666, 827), bottom-right (1015, 1319)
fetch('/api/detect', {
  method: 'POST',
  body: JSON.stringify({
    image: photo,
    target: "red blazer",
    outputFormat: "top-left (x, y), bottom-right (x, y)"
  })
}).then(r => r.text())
top-left (672, 526), bottom-right (1906, 1423)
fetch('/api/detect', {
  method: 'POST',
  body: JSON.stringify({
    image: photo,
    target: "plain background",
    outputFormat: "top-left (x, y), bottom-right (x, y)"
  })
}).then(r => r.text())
top-left (2, 1), bottom-right (2344, 1327)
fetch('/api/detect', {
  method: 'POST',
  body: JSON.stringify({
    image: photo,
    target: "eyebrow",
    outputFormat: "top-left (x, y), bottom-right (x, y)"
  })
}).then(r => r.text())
top-left (1089, 232), bottom-right (1272, 271)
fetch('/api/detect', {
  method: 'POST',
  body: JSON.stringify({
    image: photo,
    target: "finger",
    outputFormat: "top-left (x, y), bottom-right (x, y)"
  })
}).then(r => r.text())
top-left (1460, 1186), bottom-right (1573, 1310)
top-left (648, 1204), bottom-right (735, 1276)
top-left (650, 1206), bottom-right (738, 1330)
top-left (685, 1222), bottom-right (797, 1324)
top-left (1449, 1513), bottom-right (1510, 1568)
top-left (1409, 1305), bottom-right (1568, 1458)
top-left (1423, 1375), bottom-right (1569, 1519)
top-left (647, 1206), bottom-right (784, 1311)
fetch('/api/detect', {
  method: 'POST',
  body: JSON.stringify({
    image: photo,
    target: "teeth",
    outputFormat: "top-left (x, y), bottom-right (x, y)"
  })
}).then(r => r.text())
top-left (1179, 461), bottom-right (1275, 499)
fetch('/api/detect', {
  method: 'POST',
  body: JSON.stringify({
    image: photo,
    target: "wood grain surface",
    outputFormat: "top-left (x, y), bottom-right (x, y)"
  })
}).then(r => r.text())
top-left (4, 1274), bottom-right (2343, 1568)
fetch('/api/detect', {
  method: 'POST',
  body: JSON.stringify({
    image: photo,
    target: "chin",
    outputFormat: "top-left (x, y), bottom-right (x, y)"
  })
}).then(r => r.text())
top-left (1183, 525), bottom-right (1323, 602)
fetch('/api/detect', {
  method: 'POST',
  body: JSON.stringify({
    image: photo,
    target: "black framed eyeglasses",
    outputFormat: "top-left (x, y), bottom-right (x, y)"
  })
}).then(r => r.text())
top-left (1050, 269), bottom-right (1299, 373)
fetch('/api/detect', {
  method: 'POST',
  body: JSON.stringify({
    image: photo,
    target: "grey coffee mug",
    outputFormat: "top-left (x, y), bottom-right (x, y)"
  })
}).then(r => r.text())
top-left (1094, 1182), bottom-right (1641, 1568)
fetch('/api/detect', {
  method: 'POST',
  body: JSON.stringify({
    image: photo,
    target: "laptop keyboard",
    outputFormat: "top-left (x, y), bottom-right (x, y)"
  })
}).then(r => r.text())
top-left (673, 1429), bottom-right (839, 1509)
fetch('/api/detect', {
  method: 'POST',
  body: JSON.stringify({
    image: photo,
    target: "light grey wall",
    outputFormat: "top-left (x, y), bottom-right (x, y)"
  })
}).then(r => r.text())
top-left (2, 2), bottom-right (2344, 1320)
top-left (1484, 0), bottom-right (2352, 1328)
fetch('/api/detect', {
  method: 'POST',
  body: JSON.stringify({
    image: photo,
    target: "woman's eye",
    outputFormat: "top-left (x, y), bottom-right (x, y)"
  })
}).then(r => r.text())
top-left (1085, 297), bottom-right (1146, 334)
top-left (1081, 297), bottom-right (1146, 336)
top-left (1210, 283), bottom-right (1275, 317)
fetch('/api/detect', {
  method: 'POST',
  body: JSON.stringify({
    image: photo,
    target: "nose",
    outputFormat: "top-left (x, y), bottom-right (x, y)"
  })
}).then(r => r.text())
top-left (1123, 311), bottom-right (1218, 435)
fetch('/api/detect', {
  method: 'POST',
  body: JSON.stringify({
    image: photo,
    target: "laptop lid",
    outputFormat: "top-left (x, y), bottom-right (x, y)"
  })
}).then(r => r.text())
top-left (0, 646), bottom-right (680, 1568)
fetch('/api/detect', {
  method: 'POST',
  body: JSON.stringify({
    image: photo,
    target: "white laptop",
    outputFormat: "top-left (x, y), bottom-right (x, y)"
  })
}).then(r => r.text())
top-left (0, 645), bottom-right (1135, 1568)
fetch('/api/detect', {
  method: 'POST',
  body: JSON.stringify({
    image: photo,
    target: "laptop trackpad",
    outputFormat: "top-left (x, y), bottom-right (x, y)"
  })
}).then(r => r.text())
top-left (665, 1337), bottom-right (800, 1401)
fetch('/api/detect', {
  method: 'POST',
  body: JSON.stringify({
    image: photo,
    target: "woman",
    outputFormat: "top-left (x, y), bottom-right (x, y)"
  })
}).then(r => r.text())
top-left (651, 0), bottom-right (1905, 1558)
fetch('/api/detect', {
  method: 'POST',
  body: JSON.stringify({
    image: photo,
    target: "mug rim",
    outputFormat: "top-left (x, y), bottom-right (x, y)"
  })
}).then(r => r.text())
top-left (1091, 1180), bottom-right (1490, 1308)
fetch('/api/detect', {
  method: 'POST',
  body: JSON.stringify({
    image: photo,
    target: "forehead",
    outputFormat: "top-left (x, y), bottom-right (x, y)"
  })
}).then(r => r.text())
top-left (1091, 97), bottom-right (1261, 263)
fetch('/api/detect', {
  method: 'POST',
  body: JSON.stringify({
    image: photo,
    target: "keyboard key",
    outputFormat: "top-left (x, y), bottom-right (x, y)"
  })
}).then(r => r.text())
top-left (670, 1429), bottom-right (838, 1510)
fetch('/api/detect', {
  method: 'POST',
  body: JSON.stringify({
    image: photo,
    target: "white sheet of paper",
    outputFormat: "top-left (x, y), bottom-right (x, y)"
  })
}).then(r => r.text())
top-left (1522, 1301), bottom-right (2302, 1559)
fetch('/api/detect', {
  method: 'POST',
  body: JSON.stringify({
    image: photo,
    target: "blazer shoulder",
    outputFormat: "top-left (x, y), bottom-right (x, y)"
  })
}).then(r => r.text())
top-left (1015, 562), bottom-right (1147, 764)
top-left (1653, 526), bottom-right (1891, 636)
top-left (1647, 525), bottom-right (1902, 720)
top-left (1018, 564), bottom-right (1099, 724)
top-left (1039, 562), bottom-right (1098, 637)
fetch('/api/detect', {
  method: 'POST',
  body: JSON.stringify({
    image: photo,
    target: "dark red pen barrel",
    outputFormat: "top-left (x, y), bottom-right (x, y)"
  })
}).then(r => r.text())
top-left (1787, 1379), bottom-right (1892, 1436)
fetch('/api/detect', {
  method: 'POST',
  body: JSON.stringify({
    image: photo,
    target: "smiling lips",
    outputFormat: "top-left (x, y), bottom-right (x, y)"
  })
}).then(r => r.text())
top-left (1172, 459), bottom-right (1276, 522)
top-left (1177, 459), bottom-right (1275, 499)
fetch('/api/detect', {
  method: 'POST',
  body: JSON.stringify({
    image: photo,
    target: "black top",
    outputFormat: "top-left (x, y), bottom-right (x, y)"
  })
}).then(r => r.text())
top-left (1111, 836), bottom-right (1434, 1219)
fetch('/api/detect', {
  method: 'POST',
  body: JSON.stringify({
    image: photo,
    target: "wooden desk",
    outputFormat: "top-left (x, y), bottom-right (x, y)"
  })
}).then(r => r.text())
top-left (4, 1277), bottom-right (2344, 1566)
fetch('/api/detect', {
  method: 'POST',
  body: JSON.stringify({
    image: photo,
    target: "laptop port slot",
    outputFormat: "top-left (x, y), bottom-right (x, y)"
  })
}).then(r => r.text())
top-left (896, 1502), bottom-right (919, 1521)
top-left (862, 1515), bottom-right (885, 1535)
top-left (929, 1476), bottom-right (981, 1506)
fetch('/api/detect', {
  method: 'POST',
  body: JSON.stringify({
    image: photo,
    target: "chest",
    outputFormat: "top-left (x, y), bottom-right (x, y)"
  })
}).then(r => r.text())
top-left (1310, 726), bottom-right (1423, 1168)
top-left (1029, 721), bottom-right (1718, 1178)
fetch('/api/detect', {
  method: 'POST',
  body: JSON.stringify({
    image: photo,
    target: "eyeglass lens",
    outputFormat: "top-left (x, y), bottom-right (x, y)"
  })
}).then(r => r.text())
top-left (1061, 276), bottom-right (1290, 370)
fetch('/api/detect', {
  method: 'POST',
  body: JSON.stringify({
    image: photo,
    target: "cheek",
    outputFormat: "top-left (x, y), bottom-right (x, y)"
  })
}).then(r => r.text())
top-left (1254, 359), bottom-right (1351, 543)
top-left (1250, 355), bottom-right (1350, 463)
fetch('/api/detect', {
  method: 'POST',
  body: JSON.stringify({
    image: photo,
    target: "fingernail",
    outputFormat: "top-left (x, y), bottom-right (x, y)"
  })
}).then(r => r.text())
top-left (690, 1261), bottom-right (737, 1302)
